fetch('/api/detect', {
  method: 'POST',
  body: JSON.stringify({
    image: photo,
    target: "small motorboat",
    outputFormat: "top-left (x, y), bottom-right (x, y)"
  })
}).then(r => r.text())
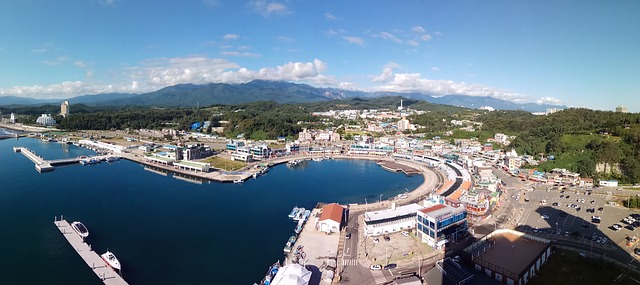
top-left (101, 250), bottom-right (121, 271)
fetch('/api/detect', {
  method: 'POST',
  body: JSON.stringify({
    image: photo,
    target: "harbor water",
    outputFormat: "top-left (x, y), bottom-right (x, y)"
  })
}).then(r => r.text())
top-left (0, 135), bottom-right (423, 284)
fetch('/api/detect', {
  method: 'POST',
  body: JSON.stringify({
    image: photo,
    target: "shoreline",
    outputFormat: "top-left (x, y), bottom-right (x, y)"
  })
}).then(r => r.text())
top-left (0, 122), bottom-right (58, 133)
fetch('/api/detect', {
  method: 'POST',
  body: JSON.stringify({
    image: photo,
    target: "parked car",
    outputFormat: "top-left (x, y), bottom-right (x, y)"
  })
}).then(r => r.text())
top-left (346, 233), bottom-right (351, 239)
top-left (634, 248), bottom-right (640, 255)
top-left (384, 235), bottom-right (390, 241)
top-left (370, 264), bottom-right (382, 271)
top-left (383, 263), bottom-right (398, 270)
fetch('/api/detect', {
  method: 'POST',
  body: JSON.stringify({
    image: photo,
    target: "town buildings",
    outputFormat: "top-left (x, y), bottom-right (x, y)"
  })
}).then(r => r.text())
top-left (60, 101), bottom-right (69, 118)
top-left (318, 203), bottom-right (344, 234)
top-left (416, 203), bottom-right (468, 249)
top-left (35, 114), bottom-right (56, 126)
top-left (464, 229), bottom-right (552, 285)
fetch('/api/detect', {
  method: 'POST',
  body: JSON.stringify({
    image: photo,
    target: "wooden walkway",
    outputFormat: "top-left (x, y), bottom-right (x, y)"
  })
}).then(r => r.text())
top-left (54, 219), bottom-right (129, 285)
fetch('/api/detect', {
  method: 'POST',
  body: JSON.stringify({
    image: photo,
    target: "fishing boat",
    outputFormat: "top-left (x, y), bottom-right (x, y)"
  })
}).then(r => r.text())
top-left (302, 209), bottom-right (311, 221)
top-left (70, 221), bottom-right (89, 239)
top-left (288, 207), bottom-right (300, 218)
top-left (294, 219), bottom-right (305, 234)
top-left (101, 250), bottom-right (121, 271)
top-left (283, 235), bottom-right (297, 253)
top-left (293, 207), bottom-right (306, 221)
top-left (257, 261), bottom-right (280, 285)
top-left (233, 179), bottom-right (243, 184)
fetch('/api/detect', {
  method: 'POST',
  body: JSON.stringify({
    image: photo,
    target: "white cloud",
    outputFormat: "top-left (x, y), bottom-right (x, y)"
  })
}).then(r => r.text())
top-left (74, 61), bottom-right (88, 68)
top-left (0, 57), bottom-right (332, 99)
top-left (342, 36), bottom-right (365, 46)
top-left (370, 65), bottom-right (533, 103)
top-left (220, 51), bottom-right (261, 57)
top-left (223, 34), bottom-right (239, 40)
top-left (42, 56), bottom-right (69, 66)
top-left (32, 48), bottom-right (47, 53)
top-left (372, 63), bottom-right (400, 83)
top-left (431, 67), bottom-right (440, 72)
top-left (325, 12), bottom-right (337, 20)
top-left (421, 34), bottom-right (432, 41)
top-left (536, 96), bottom-right (562, 105)
top-left (326, 29), bottom-right (346, 37)
top-left (373, 32), bottom-right (402, 44)
top-left (411, 26), bottom-right (426, 33)
top-left (249, 0), bottom-right (291, 17)
top-left (406, 40), bottom-right (419, 46)
top-left (277, 35), bottom-right (294, 42)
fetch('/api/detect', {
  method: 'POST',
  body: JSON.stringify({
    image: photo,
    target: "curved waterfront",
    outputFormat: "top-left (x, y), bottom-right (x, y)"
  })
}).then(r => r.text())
top-left (0, 137), bottom-right (423, 285)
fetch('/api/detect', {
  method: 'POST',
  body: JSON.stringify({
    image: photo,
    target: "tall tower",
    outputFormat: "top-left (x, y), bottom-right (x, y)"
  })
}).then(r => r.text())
top-left (398, 99), bottom-right (404, 111)
top-left (60, 101), bottom-right (69, 118)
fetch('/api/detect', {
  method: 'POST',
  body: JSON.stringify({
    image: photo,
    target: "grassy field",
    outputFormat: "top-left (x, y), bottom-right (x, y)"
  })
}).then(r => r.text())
top-left (531, 249), bottom-right (640, 285)
top-left (201, 156), bottom-right (246, 171)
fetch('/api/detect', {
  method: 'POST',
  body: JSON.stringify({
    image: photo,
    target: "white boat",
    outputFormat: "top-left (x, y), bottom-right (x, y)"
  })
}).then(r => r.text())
top-left (70, 221), bottom-right (89, 239)
top-left (288, 207), bottom-right (300, 218)
top-left (293, 207), bottom-right (306, 221)
top-left (294, 219), bottom-right (305, 234)
top-left (101, 250), bottom-right (121, 271)
top-left (233, 179), bottom-right (243, 184)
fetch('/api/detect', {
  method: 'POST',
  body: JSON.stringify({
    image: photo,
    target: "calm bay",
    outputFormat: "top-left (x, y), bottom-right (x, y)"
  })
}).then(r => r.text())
top-left (0, 134), bottom-right (423, 284)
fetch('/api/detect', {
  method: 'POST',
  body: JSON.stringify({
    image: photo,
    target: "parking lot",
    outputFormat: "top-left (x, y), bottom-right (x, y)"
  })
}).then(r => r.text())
top-left (513, 188), bottom-right (640, 257)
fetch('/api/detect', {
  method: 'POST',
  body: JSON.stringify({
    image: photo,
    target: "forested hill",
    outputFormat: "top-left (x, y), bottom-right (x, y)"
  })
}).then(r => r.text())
top-left (0, 80), bottom-right (566, 112)
top-left (479, 108), bottom-right (640, 183)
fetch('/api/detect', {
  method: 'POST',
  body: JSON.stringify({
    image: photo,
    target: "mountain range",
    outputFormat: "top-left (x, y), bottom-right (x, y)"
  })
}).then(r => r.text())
top-left (0, 80), bottom-right (566, 112)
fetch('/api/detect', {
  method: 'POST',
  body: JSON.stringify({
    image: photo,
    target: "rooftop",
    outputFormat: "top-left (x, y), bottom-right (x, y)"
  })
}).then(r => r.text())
top-left (419, 203), bottom-right (464, 218)
top-left (364, 203), bottom-right (423, 223)
top-left (319, 203), bottom-right (344, 223)
top-left (475, 231), bottom-right (549, 276)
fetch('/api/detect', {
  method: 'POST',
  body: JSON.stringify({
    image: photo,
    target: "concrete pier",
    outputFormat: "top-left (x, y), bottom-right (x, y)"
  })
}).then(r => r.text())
top-left (54, 219), bottom-right (129, 285)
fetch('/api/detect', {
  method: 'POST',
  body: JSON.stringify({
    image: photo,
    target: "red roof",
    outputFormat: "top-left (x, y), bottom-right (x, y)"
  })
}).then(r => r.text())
top-left (319, 203), bottom-right (344, 223)
top-left (419, 204), bottom-right (446, 214)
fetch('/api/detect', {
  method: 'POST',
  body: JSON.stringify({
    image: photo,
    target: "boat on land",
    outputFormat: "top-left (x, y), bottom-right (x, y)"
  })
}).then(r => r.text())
top-left (70, 221), bottom-right (89, 239)
top-left (101, 250), bottom-right (121, 271)
top-left (283, 235), bottom-right (297, 253)
top-left (288, 207), bottom-right (300, 218)
top-left (293, 207), bottom-right (306, 221)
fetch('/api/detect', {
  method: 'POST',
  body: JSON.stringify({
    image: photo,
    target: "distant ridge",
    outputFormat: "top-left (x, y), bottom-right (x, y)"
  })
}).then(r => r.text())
top-left (0, 80), bottom-right (566, 112)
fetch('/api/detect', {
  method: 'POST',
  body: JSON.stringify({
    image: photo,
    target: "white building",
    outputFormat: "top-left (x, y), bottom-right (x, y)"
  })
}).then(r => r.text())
top-left (363, 203), bottom-right (423, 236)
top-left (318, 203), bottom-right (344, 234)
top-left (36, 114), bottom-right (56, 126)
top-left (397, 117), bottom-right (411, 132)
top-left (10, 113), bottom-right (15, 124)
top-left (60, 101), bottom-right (69, 118)
top-left (599, 180), bottom-right (618, 187)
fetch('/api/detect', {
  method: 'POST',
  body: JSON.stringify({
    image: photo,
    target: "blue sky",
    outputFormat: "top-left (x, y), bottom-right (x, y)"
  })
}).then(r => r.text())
top-left (0, 0), bottom-right (638, 111)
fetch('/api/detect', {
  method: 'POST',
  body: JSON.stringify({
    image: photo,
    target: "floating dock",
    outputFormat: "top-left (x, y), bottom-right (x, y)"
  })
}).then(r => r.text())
top-left (54, 218), bottom-right (129, 285)
top-left (14, 146), bottom-right (115, 173)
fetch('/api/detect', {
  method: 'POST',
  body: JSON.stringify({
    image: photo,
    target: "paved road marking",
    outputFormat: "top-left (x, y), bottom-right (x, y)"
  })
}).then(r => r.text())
top-left (342, 259), bottom-right (359, 266)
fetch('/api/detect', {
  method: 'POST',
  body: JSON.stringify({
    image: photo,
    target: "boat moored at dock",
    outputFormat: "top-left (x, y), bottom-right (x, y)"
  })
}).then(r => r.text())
top-left (256, 261), bottom-right (280, 285)
top-left (71, 221), bottom-right (89, 239)
top-left (293, 207), bottom-right (306, 221)
top-left (101, 250), bottom-right (121, 271)
top-left (283, 235), bottom-right (297, 253)
top-left (288, 207), bottom-right (300, 218)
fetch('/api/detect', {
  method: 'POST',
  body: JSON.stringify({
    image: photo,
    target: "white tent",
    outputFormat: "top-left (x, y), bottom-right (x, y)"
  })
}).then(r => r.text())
top-left (271, 264), bottom-right (312, 285)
